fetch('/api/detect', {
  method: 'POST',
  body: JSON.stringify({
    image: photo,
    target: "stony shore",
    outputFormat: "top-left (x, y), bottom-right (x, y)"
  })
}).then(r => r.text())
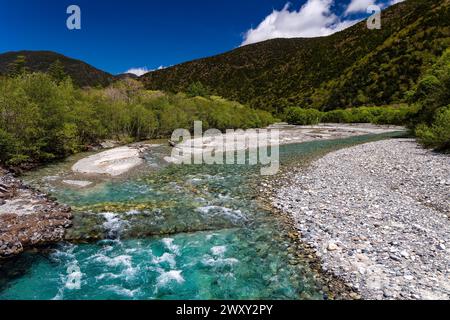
top-left (0, 168), bottom-right (72, 258)
top-left (166, 123), bottom-right (404, 164)
top-left (272, 139), bottom-right (450, 300)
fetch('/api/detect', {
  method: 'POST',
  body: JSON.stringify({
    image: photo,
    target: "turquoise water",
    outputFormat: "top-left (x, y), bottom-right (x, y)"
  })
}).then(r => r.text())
top-left (0, 133), bottom-right (403, 300)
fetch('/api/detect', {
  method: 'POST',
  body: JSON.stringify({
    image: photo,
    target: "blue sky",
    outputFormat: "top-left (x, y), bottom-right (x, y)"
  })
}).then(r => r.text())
top-left (0, 0), bottom-right (402, 75)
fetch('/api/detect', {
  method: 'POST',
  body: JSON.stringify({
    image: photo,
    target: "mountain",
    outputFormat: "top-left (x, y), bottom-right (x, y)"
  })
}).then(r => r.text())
top-left (116, 73), bottom-right (139, 80)
top-left (141, 0), bottom-right (450, 113)
top-left (0, 51), bottom-right (114, 87)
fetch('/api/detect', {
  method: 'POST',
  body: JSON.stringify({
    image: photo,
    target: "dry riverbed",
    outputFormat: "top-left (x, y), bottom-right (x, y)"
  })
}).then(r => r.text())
top-left (272, 139), bottom-right (450, 300)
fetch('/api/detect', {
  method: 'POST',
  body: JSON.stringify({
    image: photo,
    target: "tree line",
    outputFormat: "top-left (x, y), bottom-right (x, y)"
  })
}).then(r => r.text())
top-left (284, 48), bottom-right (450, 152)
top-left (0, 58), bottom-right (276, 167)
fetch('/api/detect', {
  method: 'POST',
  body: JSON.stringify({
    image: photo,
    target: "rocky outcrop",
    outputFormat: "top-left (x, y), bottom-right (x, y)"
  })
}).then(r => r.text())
top-left (0, 168), bottom-right (72, 258)
top-left (72, 145), bottom-right (148, 177)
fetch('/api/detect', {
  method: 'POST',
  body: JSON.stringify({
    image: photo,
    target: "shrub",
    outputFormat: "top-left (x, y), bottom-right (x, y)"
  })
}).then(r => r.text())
top-left (284, 107), bottom-right (323, 125)
top-left (416, 105), bottom-right (450, 151)
top-left (286, 105), bottom-right (415, 126)
top-left (322, 109), bottom-right (352, 123)
top-left (0, 74), bottom-right (277, 167)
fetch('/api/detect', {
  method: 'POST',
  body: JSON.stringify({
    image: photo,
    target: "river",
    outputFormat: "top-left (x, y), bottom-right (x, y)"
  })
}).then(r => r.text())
top-left (0, 132), bottom-right (403, 300)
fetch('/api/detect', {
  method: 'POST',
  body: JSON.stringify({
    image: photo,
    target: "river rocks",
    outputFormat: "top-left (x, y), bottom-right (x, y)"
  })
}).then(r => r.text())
top-left (62, 180), bottom-right (93, 188)
top-left (72, 146), bottom-right (147, 176)
top-left (0, 169), bottom-right (73, 258)
top-left (327, 242), bottom-right (339, 251)
top-left (273, 139), bottom-right (450, 300)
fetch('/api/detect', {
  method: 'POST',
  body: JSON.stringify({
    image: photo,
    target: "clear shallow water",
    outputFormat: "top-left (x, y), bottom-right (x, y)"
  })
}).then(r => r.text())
top-left (0, 133), bottom-right (404, 300)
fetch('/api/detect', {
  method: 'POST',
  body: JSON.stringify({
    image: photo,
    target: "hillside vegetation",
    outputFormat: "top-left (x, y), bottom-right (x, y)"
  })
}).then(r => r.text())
top-left (0, 0), bottom-right (448, 164)
top-left (141, 0), bottom-right (450, 114)
top-left (413, 48), bottom-right (450, 151)
top-left (284, 48), bottom-right (450, 151)
top-left (0, 73), bottom-right (274, 167)
top-left (0, 51), bottom-right (115, 87)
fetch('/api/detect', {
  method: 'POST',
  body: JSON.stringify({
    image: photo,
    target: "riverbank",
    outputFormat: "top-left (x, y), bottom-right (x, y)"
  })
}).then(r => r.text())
top-left (0, 168), bottom-right (72, 258)
top-left (272, 139), bottom-right (450, 300)
top-left (0, 124), bottom-right (405, 259)
top-left (167, 123), bottom-right (405, 164)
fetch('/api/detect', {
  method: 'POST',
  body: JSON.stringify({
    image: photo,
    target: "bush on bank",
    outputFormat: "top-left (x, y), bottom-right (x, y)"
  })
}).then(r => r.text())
top-left (283, 105), bottom-right (415, 126)
top-left (0, 73), bottom-right (276, 167)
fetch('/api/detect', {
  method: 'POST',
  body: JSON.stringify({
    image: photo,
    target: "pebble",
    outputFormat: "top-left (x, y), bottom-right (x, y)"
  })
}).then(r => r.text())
top-left (273, 139), bottom-right (450, 300)
top-left (327, 242), bottom-right (339, 251)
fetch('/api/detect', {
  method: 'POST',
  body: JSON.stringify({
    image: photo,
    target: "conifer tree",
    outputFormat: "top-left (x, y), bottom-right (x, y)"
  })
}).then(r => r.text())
top-left (8, 55), bottom-right (28, 76)
top-left (48, 59), bottom-right (67, 82)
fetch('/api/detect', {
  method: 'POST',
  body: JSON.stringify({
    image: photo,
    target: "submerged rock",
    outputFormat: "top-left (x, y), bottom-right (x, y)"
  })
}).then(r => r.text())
top-left (62, 180), bottom-right (93, 188)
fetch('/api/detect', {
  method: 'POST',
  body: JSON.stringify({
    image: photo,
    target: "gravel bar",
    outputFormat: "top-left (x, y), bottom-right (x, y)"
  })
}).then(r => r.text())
top-left (273, 139), bottom-right (450, 300)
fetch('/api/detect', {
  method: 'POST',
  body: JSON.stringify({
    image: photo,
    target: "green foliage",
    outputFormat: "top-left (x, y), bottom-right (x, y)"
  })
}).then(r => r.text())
top-left (412, 49), bottom-right (450, 151)
top-left (284, 105), bottom-right (415, 126)
top-left (284, 108), bottom-right (323, 125)
top-left (186, 82), bottom-right (210, 98)
top-left (415, 105), bottom-right (450, 151)
top-left (0, 128), bottom-right (16, 163)
top-left (0, 74), bottom-right (275, 167)
top-left (142, 0), bottom-right (450, 114)
top-left (0, 51), bottom-right (114, 87)
top-left (7, 55), bottom-right (28, 77)
top-left (48, 59), bottom-right (67, 83)
top-left (412, 48), bottom-right (450, 125)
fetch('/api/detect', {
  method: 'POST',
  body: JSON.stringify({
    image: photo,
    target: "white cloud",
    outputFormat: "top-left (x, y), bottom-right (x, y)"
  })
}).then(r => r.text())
top-left (125, 67), bottom-right (150, 76)
top-left (345, 0), bottom-right (376, 14)
top-left (125, 65), bottom-right (165, 76)
top-left (241, 0), bottom-right (359, 46)
top-left (389, 0), bottom-right (405, 5)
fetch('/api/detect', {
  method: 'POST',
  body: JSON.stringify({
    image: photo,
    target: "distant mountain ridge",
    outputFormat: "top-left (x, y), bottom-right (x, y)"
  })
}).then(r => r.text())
top-left (0, 51), bottom-right (115, 87)
top-left (1, 0), bottom-right (449, 113)
top-left (141, 0), bottom-right (450, 113)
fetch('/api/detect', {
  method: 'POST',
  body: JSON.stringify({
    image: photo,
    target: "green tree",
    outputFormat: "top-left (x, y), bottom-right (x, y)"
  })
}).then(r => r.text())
top-left (186, 82), bottom-right (210, 98)
top-left (413, 49), bottom-right (450, 125)
top-left (284, 107), bottom-right (323, 125)
top-left (415, 105), bottom-right (450, 151)
top-left (48, 59), bottom-right (67, 82)
top-left (8, 55), bottom-right (28, 77)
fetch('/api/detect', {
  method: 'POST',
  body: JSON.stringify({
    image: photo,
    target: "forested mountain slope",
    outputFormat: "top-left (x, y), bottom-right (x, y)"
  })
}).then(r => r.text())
top-left (141, 0), bottom-right (450, 113)
top-left (0, 51), bottom-right (114, 87)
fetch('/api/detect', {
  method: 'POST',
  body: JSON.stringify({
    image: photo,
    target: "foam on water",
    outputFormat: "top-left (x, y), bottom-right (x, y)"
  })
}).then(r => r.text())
top-left (93, 254), bottom-right (133, 268)
top-left (101, 285), bottom-right (142, 298)
top-left (152, 253), bottom-right (177, 269)
top-left (211, 246), bottom-right (227, 256)
top-left (156, 270), bottom-right (185, 288)
top-left (162, 238), bottom-right (180, 254)
top-left (95, 272), bottom-right (122, 281)
top-left (101, 212), bottom-right (129, 238)
top-left (203, 256), bottom-right (239, 268)
top-left (196, 206), bottom-right (246, 222)
top-left (65, 263), bottom-right (83, 290)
